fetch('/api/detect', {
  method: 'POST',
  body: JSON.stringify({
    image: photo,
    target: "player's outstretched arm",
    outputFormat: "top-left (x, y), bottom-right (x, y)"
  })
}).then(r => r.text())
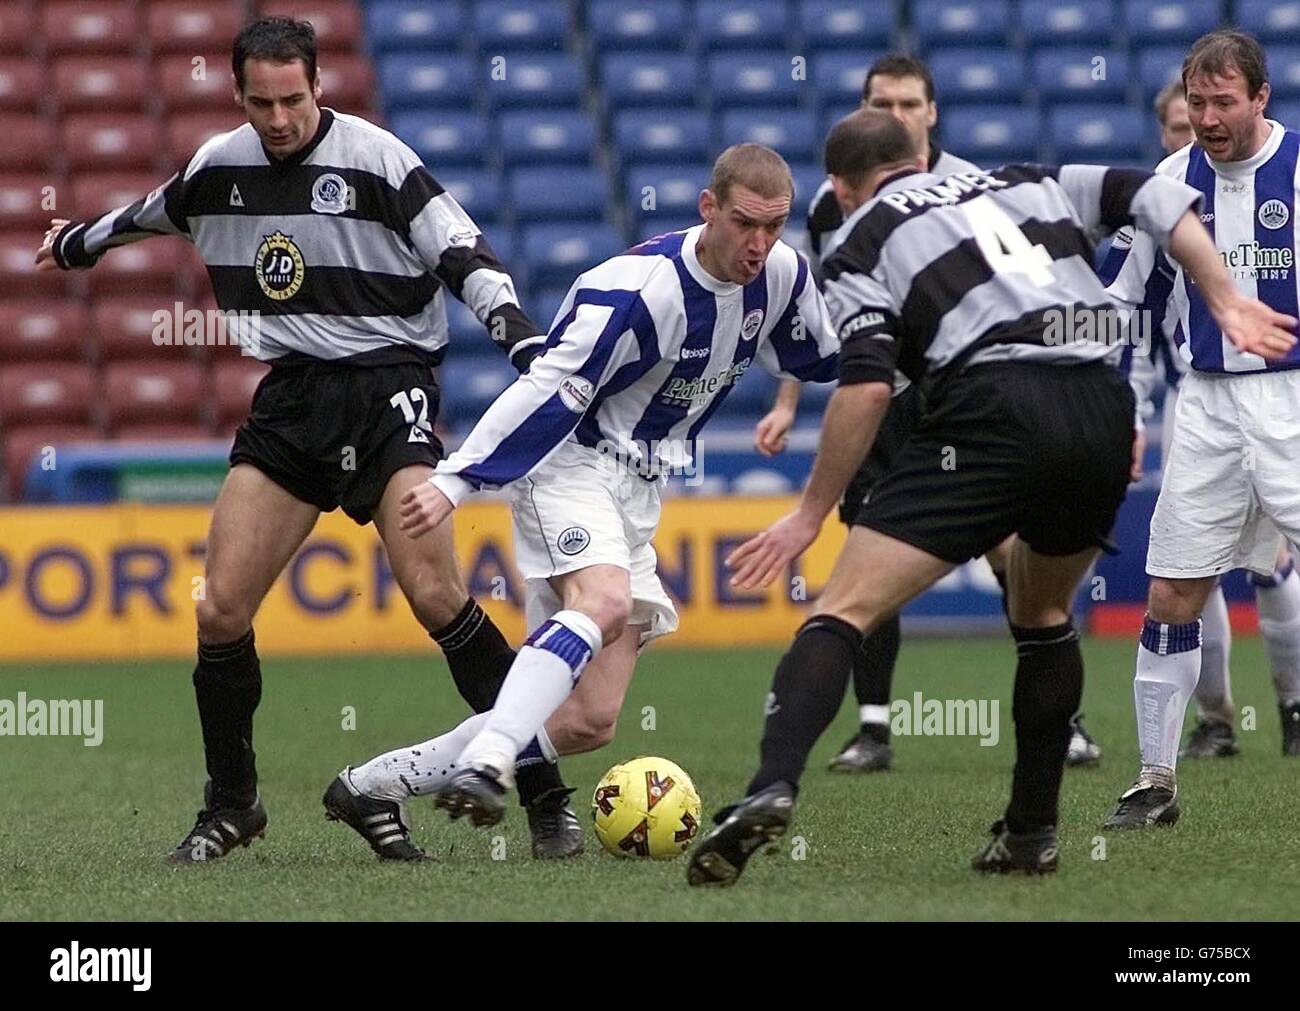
top-left (36, 172), bottom-right (189, 271)
top-left (34, 218), bottom-right (71, 271)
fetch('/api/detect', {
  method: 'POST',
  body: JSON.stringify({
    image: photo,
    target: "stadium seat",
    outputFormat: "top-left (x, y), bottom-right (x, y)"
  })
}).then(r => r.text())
top-left (788, 162), bottom-right (826, 210)
top-left (0, 5), bottom-right (33, 55)
top-left (708, 52), bottom-right (802, 107)
top-left (113, 422), bottom-right (213, 442)
top-left (624, 163), bottom-right (710, 221)
top-left (3, 424), bottom-right (101, 500)
top-left (378, 55), bottom-right (476, 111)
top-left (911, 0), bottom-right (1010, 50)
top-left (0, 363), bottom-right (97, 427)
top-left (1020, 0), bottom-right (1117, 49)
top-left (529, 286), bottom-right (573, 331)
top-left (157, 54), bottom-right (239, 111)
top-left (437, 171), bottom-right (503, 224)
top-left (601, 54), bottom-right (701, 109)
top-left (484, 53), bottom-right (584, 108)
top-left (480, 228), bottom-right (516, 267)
top-left (473, 1), bottom-right (571, 51)
top-left (63, 115), bottom-right (162, 172)
top-left (720, 110), bottom-right (818, 162)
top-left (91, 297), bottom-right (179, 362)
top-left (588, 1), bottom-right (688, 50)
top-left (498, 110), bottom-right (597, 165)
top-left (1138, 46), bottom-right (1187, 101)
top-left (391, 112), bottom-right (490, 167)
top-left (929, 50), bottom-right (1026, 106)
top-left (1238, 0), bottom-right (1300, 43)
top-left (102, 361), bottom-right (205, 428)
top-left (812, 52), bottom-right (882, 108)
top-left (85, 238), bottom-right (189, 298)
top-left (1033, 49), bottom-right (1129, 104)
top-left (42, 2), bottom-right (138, 56)
top-left (799, 1), bottom-right (894, 50)
top-left (0, 176), bottom-right (60, 232)
top-left (319, 54), bottom-right (376, 113)
top-left (260, 1), bottom-right (363, 52)
top-left (941, 106), bottom-right (1039, 162)
top-left (52, 56), bottom-right (150, 113)
top-left (437, 356), bottom-right (517, 425)
top-left (147, 2), bottom-right (245, 56)
top-left (1122, 0), bottom-right (1222, 47)
top-left (1269, 48), bottom-right (1300, 102)
top-left (1049, 106), bottom-right (1145, 162)
top-left (510, 167), bottom-right (608, 221)
top-left (365, 1), bottom-right (468, 53)
top-left (0, 232), bottom-right (72, 297)
top-left (69, 173), bottom-right (156, 221)
top-left (0, 116), bottom-right (56, 172)
top-left (521, 223), bottom-right (625, 289)
top-left (0, 59), bottom-right (46, 112)
top-left (613, 110), bottom-right (711, 164)
top-left (444, 297), bottom-right (486, 343)
top-left (213, 359), bottom-right (269, 429)
top-left (0, 302), bottom-right (88, 363)
top-left (167, 112), bottom-right (245, 167)
top-left (695, 2), bottom-right (790, 51)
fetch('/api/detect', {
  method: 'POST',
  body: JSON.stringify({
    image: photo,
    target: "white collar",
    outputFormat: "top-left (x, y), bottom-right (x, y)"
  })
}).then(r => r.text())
top-left (681, 224), bottom-right (741, 295)
top-left (1208, 119), bottom-right (1285, 178)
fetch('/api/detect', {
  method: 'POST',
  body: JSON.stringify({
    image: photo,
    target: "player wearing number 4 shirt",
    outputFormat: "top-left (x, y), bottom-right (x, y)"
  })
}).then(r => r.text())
top-left (36, 17), bottom-right (585, 864)
top-left (686, 108), bottom-right (1293, 886)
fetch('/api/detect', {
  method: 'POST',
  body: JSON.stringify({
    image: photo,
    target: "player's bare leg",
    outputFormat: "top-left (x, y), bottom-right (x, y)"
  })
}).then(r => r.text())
top-left (170, 464), bottom-right (319, 864)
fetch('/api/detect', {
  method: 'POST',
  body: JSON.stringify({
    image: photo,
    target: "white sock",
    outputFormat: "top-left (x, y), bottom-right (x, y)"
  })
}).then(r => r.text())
top-left (349, 711), bottom-right (492, 803)
top-left (859, 704), bottom-right (889, 726)
top-left (1196, 583), bottom-right (1235, 725)
top-left (459, 609), bottom-right (603, 778)
top-left (1134, 615), bottom-right (1202, 776)
top-left (1253, 563), bottom-right (1300, 707)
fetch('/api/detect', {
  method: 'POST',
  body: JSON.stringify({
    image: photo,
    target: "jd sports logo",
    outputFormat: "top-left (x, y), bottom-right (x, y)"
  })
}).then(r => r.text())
top-left (255, 231), bottom-right (305, 301)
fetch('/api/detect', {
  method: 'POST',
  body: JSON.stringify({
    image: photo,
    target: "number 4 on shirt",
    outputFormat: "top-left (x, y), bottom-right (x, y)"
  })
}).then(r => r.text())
top-left (962, 194), bottom-right (1055, 287)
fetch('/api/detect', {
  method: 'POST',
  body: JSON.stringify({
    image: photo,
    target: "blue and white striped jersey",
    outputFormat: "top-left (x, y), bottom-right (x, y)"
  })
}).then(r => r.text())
top-left (1105, 120), bottom-right (1300, 374)
top-left (432, 225), bottom-right (839, 503)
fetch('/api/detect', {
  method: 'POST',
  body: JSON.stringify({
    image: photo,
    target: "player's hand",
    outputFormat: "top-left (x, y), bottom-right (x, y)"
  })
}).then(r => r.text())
top-left (1130, 428), bottom-right (1146, 482)
top-left (726, 509), bottom-right (822, 590)
top-left (398, 481), bottom-right (455, 538)
top-left (35, 219), bottom-right (70, 271)
top-left (1214, 293), bottom-right (1297, 361)
top-left (753, 404), bottom-right (795, 457)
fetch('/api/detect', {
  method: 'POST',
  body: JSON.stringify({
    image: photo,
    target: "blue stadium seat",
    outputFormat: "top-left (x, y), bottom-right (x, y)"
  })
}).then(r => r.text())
top-left (1020, 0), bottom-right (1116, 50)
top-left (929, 49), bottom-right (1026, 105)
top-left (708, 52), bottom-right (802, 107)
top-left (473, 1), bottom-right (570, 51)
top-left (588, 0), bottom-right (689, 50)
top-left (438, 356), bottom-right (517, 424)
top-left (1122, 1), bottom-right (1222, 47)
top-left (912, 0), bottom-right (1010, 50)
top-left (602, 53), bottom-right (700, 108)
top-left (613, 109), bottom-right (711, 163)
top-left (522, 222), bottom-right (625, 289)
top-left (378, 54), bottom-right (475, 110)
top-left (529, 286), bottom-right (574, 332)
top-left (1270, 101), bottom-right (1300, 132)
top-left (942, 106), bottom-right (1039, 162)
top-left (788, 162), bottom-right (826, 210)
top-left (720, 109), bottom-right (818, 161)
top-left (390, 112), bottom-right (488, 167)
top-left (624, 163), bottom-right (710, 221)
top-left (485, 53), bottom-right (584, 107)
top-left (1270, 48), bottom-right (1300, 102)
top-left (1049, 106), bottom-right (1145, 161)
top-left (510, 166), bottom-right (608, 221)
top-left (365, 2), bottom-right (467, 53)
top-left (695, 1), bottom-right (790, 51)
top-left (1033, 49), bottom-right (1129, 104)
top-left (480, 228), bottom-right (516, 268)
top-left (498, 110), bottom-right (596, 165)
top-left (799, 1), bottom-right (894, 50)
top-left (444, 299), bottom-right (485, 344)
top-left (1138, 46), bottom-right (1186, 101)
top-left (811, 52), bottom-right (882, 108)
top-left (1238, 1), bottom-right (1300, 43)
top-left (438, 171), bottom-right (504, 224)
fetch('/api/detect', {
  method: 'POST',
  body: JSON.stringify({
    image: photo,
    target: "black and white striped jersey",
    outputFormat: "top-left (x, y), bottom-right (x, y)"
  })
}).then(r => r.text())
top-left (820, 164), bottom-right (1202, 396)
top-left (52, 108), bottom-right (538, 366)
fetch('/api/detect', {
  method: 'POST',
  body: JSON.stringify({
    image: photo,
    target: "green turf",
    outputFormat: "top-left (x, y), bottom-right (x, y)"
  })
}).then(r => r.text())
top-left (0, 639), bottom-right (1296, 921)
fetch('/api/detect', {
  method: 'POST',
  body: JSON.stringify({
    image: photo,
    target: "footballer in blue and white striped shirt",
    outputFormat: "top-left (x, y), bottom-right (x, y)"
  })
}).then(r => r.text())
top-left (341, 145), bottom-right (839, 825)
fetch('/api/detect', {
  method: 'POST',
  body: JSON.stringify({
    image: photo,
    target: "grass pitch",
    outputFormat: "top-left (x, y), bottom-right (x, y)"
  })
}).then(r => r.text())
top-left (1, 639), bottom-right (1297, 921)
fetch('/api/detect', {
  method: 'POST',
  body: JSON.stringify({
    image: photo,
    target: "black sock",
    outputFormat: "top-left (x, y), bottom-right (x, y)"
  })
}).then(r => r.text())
top-left (193, 629), bottom-right (261, 808)
top-left (1004, 621), bottom-right (1083, 832)
top-left (431, 598), bottom-right (566, 808)
top-left (748, 615), bottom-right (862, 795)
top-left (853, 614), bottom-right (899, 740)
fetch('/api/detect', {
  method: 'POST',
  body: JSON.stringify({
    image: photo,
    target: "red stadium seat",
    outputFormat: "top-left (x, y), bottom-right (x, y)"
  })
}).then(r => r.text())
top-left (0, 175), bottom-right (62, 231)
top-left (0, 59), bottom-right (43, 112)
top-left (113, 421), bottom-right (213, 442)
top-left (0, 5), bottom-right (34, 56)
top-left (0, 116), bottom-right (56, 172)
top-left (85, 236), bottom-right (189, 297)
top-left (167, 112), bottom-right (245, 167)
top-left (319, 54), bottom-right (375, 113)
top-left (69, 173), bottom-right (159, 221)
top-left (43, 2), bottom-right (139, 56)
top-left (102, 360), bottom-right (205, 427)
top-left (147, 2), bottom-right (246, 56)
top-left (91, 295), bottom-right (182, 361)
top-left (52, 56), bottom-right (151, 113)
top-left (3, 424), bottom-right (102, 499)
top-left (260, 2), bottom-right (363, 52)
top-left (213, 358), bottom-right (269, 427)
top-left (0, 301), bottom-right (88, 363)
top-left (63, 115), bottom-right (163, 172)
top-left (0, 232), bottom-right (74, 297)
top-left (157, 54), bottom-right (237, 111)
top-left (0, 363), bottom-right (97, 426)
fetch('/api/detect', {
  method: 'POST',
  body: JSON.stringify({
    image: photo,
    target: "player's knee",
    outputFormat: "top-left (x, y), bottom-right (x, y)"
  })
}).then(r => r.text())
top-left (1147, 578), bottom-right (1207, 625)
top-left (195, 593), bottom-right (253, 643)
top-left (567, 591), bottom-right (632, 645)
top-left (406, 581), bottom-right (466, 633)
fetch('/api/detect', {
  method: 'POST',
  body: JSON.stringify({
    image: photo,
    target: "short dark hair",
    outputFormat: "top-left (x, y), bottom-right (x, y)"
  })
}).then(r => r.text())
top-left (232, 17), bottom-right (318, 93)
top-left (824, 109), bottom-right (918, 187)
top-left (708, 143), bottom-right (794, 205)
top-left (864, 53), bottom-right (935, 104)
top-left (1182, 29), bottom-right (1268, 99)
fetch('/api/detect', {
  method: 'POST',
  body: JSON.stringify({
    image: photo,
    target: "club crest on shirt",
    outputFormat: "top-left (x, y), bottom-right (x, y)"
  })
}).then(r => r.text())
top-left (254, 232), bottom-right (305, 301)
top-left (741, 308), bottom-right (764, 341)
top-left (558, 376), bottom-right (594, 413)
top-left (1259, 199), bottom-right (1290, 230)
top-left (311, 173), bottom-right (350, 214)
top-left (557, 526), bottom-right (590, 556)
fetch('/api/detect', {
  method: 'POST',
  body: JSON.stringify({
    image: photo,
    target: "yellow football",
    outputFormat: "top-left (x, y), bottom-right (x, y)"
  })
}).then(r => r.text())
top-left (591, 756), bottom-right (702, 859)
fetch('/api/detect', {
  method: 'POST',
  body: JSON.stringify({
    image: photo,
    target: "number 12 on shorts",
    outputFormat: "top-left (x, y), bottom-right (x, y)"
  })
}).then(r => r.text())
top-left (390, 387), bottom-right (433, 443)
